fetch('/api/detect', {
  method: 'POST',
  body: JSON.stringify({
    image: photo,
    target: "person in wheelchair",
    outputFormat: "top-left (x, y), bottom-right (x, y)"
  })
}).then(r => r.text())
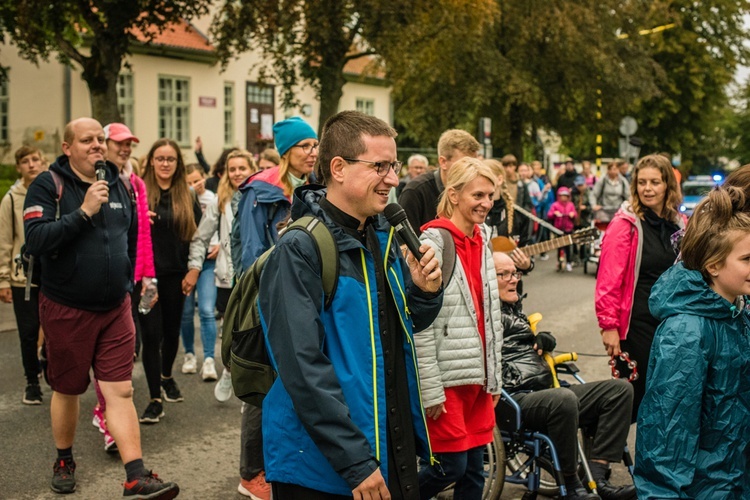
top-left (494, 252), bottom-right (636, 500)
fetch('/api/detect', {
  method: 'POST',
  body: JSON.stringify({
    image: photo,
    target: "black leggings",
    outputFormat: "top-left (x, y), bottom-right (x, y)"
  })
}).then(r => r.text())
top-left (140, 273), bottom-right (185, 400)
top-left (12, 286), bottom-right (41, 384)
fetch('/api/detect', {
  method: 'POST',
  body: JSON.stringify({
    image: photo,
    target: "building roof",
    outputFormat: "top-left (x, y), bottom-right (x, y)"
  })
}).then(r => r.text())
top-left (343, 54), bottom-right (386, 80)
top-left (131, 19), bottom-right (214, 54)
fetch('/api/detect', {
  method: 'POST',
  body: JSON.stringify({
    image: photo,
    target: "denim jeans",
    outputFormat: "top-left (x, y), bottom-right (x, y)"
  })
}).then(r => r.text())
top-left (418, 446), bottom-right (485, 500)
top-left (180, 259), bottom-right (217, 359)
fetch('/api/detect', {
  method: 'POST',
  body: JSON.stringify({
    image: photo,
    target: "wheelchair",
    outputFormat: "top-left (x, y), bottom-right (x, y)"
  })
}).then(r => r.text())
top-left (435, 314), bottom-right (634, 499)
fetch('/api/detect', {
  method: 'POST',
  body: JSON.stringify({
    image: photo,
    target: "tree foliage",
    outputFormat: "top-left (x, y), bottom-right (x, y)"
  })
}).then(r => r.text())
top-left (626, 0), bottom-right (750, 170)
top-left (0, 0), bottom-right (211, 123)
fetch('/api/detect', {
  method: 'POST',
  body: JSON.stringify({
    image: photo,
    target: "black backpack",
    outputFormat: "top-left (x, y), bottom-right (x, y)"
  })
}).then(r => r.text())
top-left (221, 215), bottom-right (339, 407)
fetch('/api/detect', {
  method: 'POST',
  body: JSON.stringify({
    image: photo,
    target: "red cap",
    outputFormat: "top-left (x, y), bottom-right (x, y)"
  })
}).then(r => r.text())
top-left (103, 123), bottom-right (139, 143)
top-left (557, 186), bottom-right (571, 196)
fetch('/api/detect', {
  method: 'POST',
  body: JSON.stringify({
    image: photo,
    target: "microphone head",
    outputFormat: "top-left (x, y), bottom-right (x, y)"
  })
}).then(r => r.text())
top-left (95, 160), bottom-right (107, 170)
top-left (384, 203), bottom-right (408, 226)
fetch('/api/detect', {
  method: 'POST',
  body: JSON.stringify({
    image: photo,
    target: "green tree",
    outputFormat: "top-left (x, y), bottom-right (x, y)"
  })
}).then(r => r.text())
top-left (0, 0), bottom-right (211, 123)
top-left (628, 0), bottom-right (750, 168)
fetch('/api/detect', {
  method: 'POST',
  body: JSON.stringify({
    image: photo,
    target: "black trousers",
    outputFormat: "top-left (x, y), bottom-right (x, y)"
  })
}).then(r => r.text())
top-left (240, 402), bottom-right (264, 481)
top-left (11, 286), bottom-right (41, 384)
top-left (617, 326), bottom-right (654, 423)
top-left (139, 273), bottom-right (185, 400)
top-left (271, 482), bottom-right (352, 499)
top-left (510, 379), bottom-right (633, 474)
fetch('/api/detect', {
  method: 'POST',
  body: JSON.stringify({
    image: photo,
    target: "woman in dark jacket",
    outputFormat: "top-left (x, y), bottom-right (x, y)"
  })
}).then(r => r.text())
top-left (138, 138), bottom-right (201, 424)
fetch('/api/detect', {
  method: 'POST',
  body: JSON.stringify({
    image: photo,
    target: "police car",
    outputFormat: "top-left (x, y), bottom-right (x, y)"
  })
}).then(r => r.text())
top-left (680, 175), bottom-right (723, 216)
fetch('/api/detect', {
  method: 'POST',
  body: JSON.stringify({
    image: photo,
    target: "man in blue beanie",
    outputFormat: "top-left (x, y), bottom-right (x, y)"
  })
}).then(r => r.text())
top-left (229, 116), bottom-right (318, 499)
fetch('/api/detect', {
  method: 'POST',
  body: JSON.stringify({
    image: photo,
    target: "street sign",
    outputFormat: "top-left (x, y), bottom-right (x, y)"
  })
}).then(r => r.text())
top-left (619, 116), bottom-right (638, 136)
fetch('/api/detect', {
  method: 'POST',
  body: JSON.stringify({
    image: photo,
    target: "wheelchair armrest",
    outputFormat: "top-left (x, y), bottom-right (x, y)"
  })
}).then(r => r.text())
top-left (555, 362), bottom-right (580, 375)
top-left (496, 388), bottom-right (523, 433)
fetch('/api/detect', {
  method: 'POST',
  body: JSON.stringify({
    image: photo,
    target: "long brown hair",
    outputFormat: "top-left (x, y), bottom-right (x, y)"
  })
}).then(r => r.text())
top-left (218, 150), bottom-right (256, 210)
top-left (142, 138), bottom-right (196, 242)
top-left (484, 159), bottom-right (514, 230)
top-left (630, 154), bottom-right (681, 222)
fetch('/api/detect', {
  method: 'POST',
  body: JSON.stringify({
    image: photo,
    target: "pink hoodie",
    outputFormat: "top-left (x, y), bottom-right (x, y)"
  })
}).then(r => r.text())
top-left (130, 174), bottom-right (155, 282)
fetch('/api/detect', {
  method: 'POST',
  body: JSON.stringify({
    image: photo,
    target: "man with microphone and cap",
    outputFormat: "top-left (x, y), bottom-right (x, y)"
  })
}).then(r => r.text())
top-left (23, 117), bottom-right (179, 498)
top-left (258, 110), bottom-right (443, 499)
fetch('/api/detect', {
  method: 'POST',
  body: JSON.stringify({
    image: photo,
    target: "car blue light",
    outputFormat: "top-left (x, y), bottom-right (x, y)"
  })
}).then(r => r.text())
top-left (712, 174), bottom-right (723, 182)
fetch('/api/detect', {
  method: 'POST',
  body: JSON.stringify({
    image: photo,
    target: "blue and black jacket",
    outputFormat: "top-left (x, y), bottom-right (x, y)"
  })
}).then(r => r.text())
top-left (258, 186), bottom-right (443, 495)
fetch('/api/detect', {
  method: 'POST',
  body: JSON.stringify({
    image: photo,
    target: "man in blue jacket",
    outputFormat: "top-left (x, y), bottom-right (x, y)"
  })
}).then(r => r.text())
top-left (24, 118), bottom-right (179, 499)
top-left (258, 111), bottom-right (444, 499)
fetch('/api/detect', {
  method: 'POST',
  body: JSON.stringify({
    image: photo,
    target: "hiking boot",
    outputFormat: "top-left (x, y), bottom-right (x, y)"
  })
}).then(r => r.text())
top-left (181, 353), bottom-right (197, 374)
top-left (23, 383), bottom-right (43, 405)
top-left (214, 369), bottom-right (233, 403)
top-left (139, 401), bottom-right (165, 424)
top-left (160, 378), bottom-right (183, 403)
top-left (122, 471), bottom-right (180, 499)
top-left (51, 458), bottom-right (76, 494)
top-left (104, 430), bottom-right (118, 453)
top-left (201, 357), bottom-right (218, 381)
top-left (238, 471), bottom-right (271, 500)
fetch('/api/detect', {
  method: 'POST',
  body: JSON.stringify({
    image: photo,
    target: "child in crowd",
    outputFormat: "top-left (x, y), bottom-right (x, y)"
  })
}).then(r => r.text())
top-left (180, 164), bottom-right (220, 380)
top-left (0, 146), bottom-right (47, 405)
top-left (547, 187), bottom-right (577, 271)
top-left (635, 186), bottom-right (750, 498)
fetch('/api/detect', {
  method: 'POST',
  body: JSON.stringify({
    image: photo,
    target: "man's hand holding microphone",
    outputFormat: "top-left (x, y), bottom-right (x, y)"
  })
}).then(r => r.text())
top-left (81, 160), bottom-right (109, 218)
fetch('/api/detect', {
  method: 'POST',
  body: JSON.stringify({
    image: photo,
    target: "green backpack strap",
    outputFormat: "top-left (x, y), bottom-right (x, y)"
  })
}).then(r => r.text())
top-left (434, 227), bottom-right (456, 287)
top-left (285, 215), bottom-right (339, 309)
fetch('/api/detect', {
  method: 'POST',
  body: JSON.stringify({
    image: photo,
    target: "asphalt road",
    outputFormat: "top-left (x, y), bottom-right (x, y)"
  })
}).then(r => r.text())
top-left (0, 257), bottom-right (635, 499)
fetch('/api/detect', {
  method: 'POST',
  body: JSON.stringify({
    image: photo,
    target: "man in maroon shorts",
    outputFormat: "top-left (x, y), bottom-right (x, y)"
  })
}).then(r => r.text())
top-left (23, 117), bottom-right (180, 499)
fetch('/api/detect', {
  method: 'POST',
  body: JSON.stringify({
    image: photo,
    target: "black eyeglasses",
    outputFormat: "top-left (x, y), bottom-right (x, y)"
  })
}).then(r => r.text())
top-left (342, 157), bottom-right (403, 177)
top-left (496, 271), bottom-right (522, 282)
top-left (291, 142), bottom-right (319, 155)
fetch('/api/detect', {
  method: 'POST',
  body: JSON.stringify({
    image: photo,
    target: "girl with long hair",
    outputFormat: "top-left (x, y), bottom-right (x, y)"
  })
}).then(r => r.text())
top-left (138, 138), bottom-right (201, 424)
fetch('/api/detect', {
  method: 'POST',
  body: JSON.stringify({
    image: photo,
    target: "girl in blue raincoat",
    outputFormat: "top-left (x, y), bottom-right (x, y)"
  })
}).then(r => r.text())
top-left (635, 186), bottom-right (750, 499)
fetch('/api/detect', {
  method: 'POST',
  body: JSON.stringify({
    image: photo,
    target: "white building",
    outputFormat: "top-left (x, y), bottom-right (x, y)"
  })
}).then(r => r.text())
top-left (0, 18), bottom-right (391, 165)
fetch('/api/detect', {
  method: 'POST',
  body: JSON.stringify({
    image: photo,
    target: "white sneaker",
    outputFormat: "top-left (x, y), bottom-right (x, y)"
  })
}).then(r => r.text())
top-left (182, 353), bottom-right (197, 374)
top-left (201, 357), bottom-right (218, 381)
top-left (214, 369), bottom-right (233, 402)
top-left (565, 263), bottom-right (573, 272)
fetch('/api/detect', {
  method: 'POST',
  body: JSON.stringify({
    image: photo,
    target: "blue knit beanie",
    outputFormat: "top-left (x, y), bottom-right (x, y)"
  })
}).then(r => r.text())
top-left (273, 117), bottom-right (317, 157)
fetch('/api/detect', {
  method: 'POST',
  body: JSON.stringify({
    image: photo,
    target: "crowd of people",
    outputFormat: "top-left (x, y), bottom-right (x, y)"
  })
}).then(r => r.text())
top-left (1, 111), bottom-right (748, 500)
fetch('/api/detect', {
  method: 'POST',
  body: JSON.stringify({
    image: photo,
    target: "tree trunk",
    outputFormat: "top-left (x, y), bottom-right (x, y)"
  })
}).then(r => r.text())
top-left (80, 41), bottom-right (124, 125)
top-left (316, 64), bottom-right (346, 132)
top-left (509, 102), bottom-right (524, 160)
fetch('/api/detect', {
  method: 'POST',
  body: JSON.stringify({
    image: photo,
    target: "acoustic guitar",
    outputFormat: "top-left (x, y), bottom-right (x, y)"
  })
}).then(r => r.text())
top-left (491, 227), bottom-right (599, 256)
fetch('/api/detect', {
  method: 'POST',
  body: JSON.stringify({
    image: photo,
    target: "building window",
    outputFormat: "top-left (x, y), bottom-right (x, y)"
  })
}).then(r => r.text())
top-left (247, 84), bottom-right (274, 105)
top-left (117, 73), bottom-right (135, 131)
top-left (356, 98), bottom-right (375, 116)
top-left (0, 79), bottom-right (8, 143)
top-left (224, 82), bottom-right (234, 147)
top-left (158, 76), bottom-right (190, 145)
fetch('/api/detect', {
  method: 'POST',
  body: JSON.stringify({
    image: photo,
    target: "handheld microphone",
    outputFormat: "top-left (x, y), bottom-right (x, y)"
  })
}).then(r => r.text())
top-left (384, 203), bottom-right (424, 261)
top-left (95, 160), bottom-right (107, 182)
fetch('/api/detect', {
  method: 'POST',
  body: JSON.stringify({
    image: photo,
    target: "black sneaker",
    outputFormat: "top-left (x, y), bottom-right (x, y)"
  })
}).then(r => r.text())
top-left (139, 401), bottom-right (165, 424)
top-left (123, 471), bottom-right (180, 499)
top-left (51, 458), bottom-right (76, 494)
top-left (160, 378), bottom-right (183, 403)
top-left (23, 383), bottom-right (43, 405)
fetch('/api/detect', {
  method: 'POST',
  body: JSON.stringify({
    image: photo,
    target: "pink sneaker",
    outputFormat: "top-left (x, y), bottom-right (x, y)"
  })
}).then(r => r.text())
top-left (238, 471), bottom-right (271, 500)
top-left (104, 430), bottom-right (118, 453)
top-left (92, 406), bottom-right (106, 434)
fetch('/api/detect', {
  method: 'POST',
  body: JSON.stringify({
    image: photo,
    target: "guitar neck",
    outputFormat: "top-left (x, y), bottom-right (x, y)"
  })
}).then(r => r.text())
top-left (516, 235), bottom-right (575, 257)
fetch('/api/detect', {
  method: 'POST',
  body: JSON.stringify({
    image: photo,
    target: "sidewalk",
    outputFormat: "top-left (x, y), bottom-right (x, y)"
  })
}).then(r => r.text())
top-left (0, 301), bottom-right (16, 332)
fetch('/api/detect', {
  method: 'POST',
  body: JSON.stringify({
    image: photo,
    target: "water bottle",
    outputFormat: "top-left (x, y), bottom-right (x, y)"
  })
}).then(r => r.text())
top-left (138, 278), bottom-right (158, 315)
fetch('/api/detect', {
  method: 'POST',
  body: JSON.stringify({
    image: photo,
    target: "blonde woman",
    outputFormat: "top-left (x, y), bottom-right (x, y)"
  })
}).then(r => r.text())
top-left (415, 157), bottom-right (504, 499)
top-left (234, 117), bottom-right (317, 275)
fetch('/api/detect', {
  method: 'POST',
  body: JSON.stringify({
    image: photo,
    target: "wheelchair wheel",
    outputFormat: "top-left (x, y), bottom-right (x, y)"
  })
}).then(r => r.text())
top-left (505, 449), bottom-right (558, 496)
top-left (436, 427), bottom-right (506, 500)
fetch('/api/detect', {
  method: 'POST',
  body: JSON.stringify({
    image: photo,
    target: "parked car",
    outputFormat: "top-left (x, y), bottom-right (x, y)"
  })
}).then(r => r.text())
top-left (680, 175), bottom-right (723, 216)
